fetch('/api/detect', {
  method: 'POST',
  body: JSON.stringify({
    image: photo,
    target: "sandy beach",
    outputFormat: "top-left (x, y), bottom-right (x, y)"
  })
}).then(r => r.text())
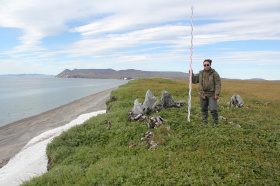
top-left (0, 87), bottom-right (117, 168)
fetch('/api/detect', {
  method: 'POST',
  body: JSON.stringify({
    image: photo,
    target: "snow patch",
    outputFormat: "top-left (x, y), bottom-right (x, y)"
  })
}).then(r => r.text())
top-left (0, 110), bottom-right (106, 186)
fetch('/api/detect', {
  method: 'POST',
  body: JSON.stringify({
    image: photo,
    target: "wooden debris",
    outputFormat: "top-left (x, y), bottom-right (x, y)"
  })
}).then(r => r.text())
top-left (148, 140), bottom-right (158, 150)
top-left (255, 101), bottom-right (269, 106)
top-left (131, 90), bottom-right (158, 115)
top-left (130, 90), bottom-right (187, 117)
top-left (141, 131), bottom-right (154, 142)
top-left (128, 142), bottom-right (137, 148)
top-left (165, 126), bottom-right (171, 131)
top-left (225, 121), bottom-right (241, 128)
top-left (147, 116), bottom-right (167, 129)
top-left (218, 116), bottom-right (228, 120)
top-left (129, 112), bottom-right (167, 129)
top-left (141, 131), bottom-right (158, 150)
top-left (104, 121), bottom-right (111, 130)
top-left (229, 95), bottom-right (245, 108)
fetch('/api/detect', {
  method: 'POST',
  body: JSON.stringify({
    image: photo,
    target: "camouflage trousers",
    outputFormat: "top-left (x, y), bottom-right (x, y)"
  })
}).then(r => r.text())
top-left (200, 97), bottom-right (218, 124)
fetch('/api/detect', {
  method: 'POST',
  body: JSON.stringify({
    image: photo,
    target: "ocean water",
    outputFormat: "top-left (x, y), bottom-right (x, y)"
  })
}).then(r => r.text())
top-left (0, 77), bottom-right (128, 127)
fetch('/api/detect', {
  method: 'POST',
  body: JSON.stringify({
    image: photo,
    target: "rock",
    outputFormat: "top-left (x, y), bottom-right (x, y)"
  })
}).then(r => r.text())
top-left (229, 95), bottom-right (245, 108)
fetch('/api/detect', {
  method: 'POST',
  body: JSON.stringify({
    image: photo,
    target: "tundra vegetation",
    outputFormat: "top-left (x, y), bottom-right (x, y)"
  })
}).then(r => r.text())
top-left (23, 78), bottom-right (280, 185)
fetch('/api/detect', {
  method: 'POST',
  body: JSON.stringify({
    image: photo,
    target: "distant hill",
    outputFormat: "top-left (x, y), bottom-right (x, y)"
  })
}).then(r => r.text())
top-left (246, 78), bottom-right (267, 81)
top-left (0, 74), bottom-right (54, 77)
top-left (56, 69), bottom-right (189, 79)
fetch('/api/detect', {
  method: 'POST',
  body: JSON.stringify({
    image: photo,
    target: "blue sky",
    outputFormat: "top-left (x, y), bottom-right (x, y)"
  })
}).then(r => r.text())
top-left (0, 0), bottom-right (279, 80)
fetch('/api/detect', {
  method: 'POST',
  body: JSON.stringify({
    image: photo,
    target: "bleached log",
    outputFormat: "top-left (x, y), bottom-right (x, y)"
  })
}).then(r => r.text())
top-left (132, 99), bottom-right (144, 115)
top-left (159, 90), bottom-right (176, 108)
top-left (142, 90), bottom-right (158, 114)
top-left (229, 95), bottom-right (245, 108)
top-left (131, 90), bottom-right (158, 115)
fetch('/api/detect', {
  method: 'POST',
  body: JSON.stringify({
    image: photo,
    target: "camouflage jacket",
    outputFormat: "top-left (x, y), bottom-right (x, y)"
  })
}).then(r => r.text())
top-left (192, 68), bottom-right (221, 97)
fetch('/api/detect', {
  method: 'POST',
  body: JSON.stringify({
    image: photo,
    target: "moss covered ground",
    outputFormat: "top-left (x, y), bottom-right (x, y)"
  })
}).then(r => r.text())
top-left (23, 78), bottom-right (280, 185)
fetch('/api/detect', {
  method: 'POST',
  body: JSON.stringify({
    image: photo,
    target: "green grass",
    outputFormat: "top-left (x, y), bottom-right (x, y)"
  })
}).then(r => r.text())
top-left (23, 78), bottom-right (280, 185)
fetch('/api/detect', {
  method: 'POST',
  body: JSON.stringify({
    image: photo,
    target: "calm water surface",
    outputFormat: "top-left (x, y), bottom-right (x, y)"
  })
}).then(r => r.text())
top-left (0, 77), bottom-right (128, 127)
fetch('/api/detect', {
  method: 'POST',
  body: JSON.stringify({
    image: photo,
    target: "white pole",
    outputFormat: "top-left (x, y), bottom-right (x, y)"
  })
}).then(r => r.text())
top-left (187, 6), bottom-right (194, 122)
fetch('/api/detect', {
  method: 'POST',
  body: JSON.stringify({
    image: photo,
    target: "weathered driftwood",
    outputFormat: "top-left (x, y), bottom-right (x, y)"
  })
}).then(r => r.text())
top-left (130, 90), bottom-right (187, 117)
top-left (129, 113), bottom-right (167, 129)
top-left (104, 121), bottom-right (111, 130)
top-left (255, 101), bottom-right (269, 106)
top-left (141, 131), bottom-right (158, 150)
top-left (157, 90), bottom-right (187, 110)
top-left (147, 116), bottom-right (167, 129)
top-left (218, 116), bottom-right (228, 120)
top-left (128, 142), bottom-right (137, 148)
top-left (160, 90), bottom-right (176, 108)
top-left (131, 90), bottom-right (158, 115)
top-left (129, 90), bottom-right (186, 130)
top-left (229, 94), bottom-right (244, 108)
top-left (226, 122), bottom-right (241, 128)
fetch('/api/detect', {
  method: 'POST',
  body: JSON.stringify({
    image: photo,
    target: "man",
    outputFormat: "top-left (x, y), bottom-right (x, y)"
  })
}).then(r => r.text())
top-left (191, 59), bottom-right (221, 126)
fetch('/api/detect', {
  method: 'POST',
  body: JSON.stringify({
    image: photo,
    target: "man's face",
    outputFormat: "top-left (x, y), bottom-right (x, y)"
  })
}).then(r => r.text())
top-left (203, 61), bottom-right (211, 71)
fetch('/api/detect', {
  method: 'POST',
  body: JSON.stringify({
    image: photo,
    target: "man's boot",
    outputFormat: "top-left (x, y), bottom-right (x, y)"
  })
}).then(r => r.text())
top-left (200, 111), bottom-right (208, 126)
top-left (211, 111), bottom-right (218, 126)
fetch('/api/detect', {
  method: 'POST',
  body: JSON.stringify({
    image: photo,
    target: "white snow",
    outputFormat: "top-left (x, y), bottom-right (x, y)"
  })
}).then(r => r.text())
top-left (0, 110), bottom-right (106, 186)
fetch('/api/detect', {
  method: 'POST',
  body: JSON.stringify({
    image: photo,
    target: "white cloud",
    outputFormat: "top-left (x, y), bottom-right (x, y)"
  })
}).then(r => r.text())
top-left (0, 0), bottom-right (279, 79)
top-left (1, 0), bottom-right (279, 53)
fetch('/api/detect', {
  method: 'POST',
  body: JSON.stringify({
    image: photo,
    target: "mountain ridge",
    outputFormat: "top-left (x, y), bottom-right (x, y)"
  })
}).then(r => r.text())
top-left (56, 68), bottom-right (189, 79)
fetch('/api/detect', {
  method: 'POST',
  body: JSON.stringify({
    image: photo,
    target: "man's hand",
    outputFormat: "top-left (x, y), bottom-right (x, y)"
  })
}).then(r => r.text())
top-left (215, 95), bottom-right (219, 100)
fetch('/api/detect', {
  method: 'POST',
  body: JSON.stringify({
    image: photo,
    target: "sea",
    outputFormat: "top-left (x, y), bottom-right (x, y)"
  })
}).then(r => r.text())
top-left (0, 77), bottom-right (129, 127)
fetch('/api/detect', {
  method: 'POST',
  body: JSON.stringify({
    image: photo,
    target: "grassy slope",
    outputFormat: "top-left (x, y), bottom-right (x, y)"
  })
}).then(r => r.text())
top-left (23, 78), bottom-right (280, 185)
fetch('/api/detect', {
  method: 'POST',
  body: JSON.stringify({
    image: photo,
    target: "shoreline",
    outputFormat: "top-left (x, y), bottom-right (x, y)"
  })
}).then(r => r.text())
top-left (0, 87), bottom-right (118, 168)
top-left (0, 110), bottom-right (106, 186)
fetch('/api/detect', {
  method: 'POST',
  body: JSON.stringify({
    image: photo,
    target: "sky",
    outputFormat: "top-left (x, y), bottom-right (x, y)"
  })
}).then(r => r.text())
top-left (0, 0), bottom-right (279, 80)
